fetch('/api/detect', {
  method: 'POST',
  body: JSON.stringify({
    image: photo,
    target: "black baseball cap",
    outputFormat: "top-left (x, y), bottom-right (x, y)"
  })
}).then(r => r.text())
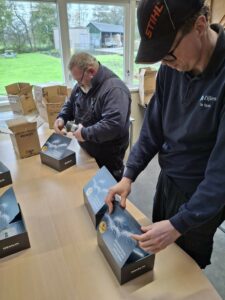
top-left (136, 0), bottom-right (204, 64)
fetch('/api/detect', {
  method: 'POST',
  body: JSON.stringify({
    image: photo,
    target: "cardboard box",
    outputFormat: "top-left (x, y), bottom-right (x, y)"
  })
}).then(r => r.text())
top-left (0, 187), bottom-right (30, 258)
top-left (97, 202), bottom-right (155, 284)
top-left (6, 118), bottom-right (41, 159)
top-left (0, 162), bottom-right (12, 188)
top-left (40, 133), bottom-right (76, 171)
top-left (5, 82), bottom-right (37, 115)
top-left (139, 68), bottom-right (157, 107)
top-left (33, 85), bottom-right (68, 129)
top-left (83, 166), bottom-right (117, 227)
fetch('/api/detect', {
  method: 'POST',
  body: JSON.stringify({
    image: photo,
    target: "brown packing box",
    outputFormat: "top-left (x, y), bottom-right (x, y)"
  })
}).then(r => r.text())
top-left (44, 102), bottom-right (65, 129)
top-left (138, 68), bottom-right (157, 107)
top-left (6, 118), bottom-right (41, 159)
top-left (33, 85), bottom-right (68, 129)
top-left (5, 83), bottom-right (37, 115)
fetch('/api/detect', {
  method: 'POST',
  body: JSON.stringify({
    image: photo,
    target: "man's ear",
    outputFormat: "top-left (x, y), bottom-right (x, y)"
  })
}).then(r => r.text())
top-left (87, 66), bottom-right (97, 78)
top-left (194, 15), bottom-right (208, 37)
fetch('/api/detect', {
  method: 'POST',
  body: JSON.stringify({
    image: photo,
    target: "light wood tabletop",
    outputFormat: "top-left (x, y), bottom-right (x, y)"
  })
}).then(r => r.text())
top-left (0, 124), bottom-right (222, 300)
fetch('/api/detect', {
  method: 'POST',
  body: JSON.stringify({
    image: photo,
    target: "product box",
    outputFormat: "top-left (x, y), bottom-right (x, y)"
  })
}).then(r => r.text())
top-left (5, 82), bottom-right (36, 115)
top-left (139, 67), bottom-right (157, 107)
top-left (0, 162), bottom-right (12, 188)
top-left (40, 133), bottom-right (76, 171)
top-left (83, 166), bottom-right (117, 227)
top-left (97, 202), bottom-right (155, 284)
top-left (0, 187), bottom-right (30, 258)
top-left (6, 118), bottom-right (41, 159)
top-left (33, 84), bottom-right (68, 129)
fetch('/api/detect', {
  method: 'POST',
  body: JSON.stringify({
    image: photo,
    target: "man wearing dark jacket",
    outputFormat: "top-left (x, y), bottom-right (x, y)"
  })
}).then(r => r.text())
top-left (105, 0), bottom-right (225, 268)
top-left (54, 52), bottom-right (131, 181)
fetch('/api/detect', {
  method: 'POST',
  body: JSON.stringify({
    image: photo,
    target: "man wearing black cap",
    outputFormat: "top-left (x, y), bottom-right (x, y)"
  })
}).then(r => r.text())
top-left (105, 0), bottom-right (225, 268)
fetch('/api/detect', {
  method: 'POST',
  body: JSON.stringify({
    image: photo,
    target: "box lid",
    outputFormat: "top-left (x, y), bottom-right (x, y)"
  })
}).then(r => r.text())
top-left (5, 83), bottom-right (30, 95)
top-left (0, 188), bottom-right (20, 231)
top-left (6, 118), bottom-right (37, 134)
top-left (18, 85), bottom-right (33, 96)
top-left (98, 202), bottom-right (149, 267)
top-left (0, 162), bottom-right (9, 174)
top-left (83, 166), bottom-right (117, 214)
top-left (41, 133), bottom-right (74, 160)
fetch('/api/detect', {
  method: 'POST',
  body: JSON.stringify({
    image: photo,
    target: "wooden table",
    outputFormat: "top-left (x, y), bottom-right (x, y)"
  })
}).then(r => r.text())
top-left (0, 124), bottom-right (222, 300)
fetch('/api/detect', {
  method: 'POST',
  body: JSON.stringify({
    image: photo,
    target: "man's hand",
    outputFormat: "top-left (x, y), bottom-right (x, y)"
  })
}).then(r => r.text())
top-left (54, 118), bottom-right (66, 135)
top-left (132, 220), bottom-right (181, 253)
top-left (73, 123), bottom-right (85, 142)
top-left (105, 177), bottom-right (132, 214)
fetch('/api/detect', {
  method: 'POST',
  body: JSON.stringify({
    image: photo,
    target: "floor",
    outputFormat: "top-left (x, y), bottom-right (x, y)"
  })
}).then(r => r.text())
top-left (128, 156), bottom-right (225, 299)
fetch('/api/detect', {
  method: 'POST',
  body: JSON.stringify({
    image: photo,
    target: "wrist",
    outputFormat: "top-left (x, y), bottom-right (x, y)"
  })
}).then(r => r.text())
top-left (121, 177), bottom-right (133, 184)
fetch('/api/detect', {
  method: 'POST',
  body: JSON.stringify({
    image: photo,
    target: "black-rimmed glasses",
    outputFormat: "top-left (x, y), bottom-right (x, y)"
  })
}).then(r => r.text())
top-left (162, 33), bottom-right (186, 62)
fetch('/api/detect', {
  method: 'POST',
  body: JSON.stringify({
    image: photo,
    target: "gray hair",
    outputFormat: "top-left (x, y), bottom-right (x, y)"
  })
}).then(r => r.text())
top-left (68, 52), bottom-right (98, 71)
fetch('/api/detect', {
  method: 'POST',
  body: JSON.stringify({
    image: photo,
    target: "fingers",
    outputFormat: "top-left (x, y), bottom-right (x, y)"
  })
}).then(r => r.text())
top-left (131, 231), bottom-right (151, 243)
top-left (105, 190), bottom-right (115, 214)
top-left (54, 119), bottom-right (65, 134)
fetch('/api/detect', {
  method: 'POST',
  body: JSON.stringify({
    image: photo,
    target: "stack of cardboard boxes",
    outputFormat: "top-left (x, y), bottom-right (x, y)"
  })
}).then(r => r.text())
top-left (34, 85), bottom-right (68, 129)
top-left (5, 83), bottom-right (36, 115)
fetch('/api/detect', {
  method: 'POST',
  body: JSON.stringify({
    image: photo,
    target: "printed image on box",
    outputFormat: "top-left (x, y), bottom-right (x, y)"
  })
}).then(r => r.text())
top-left (0, 162), bottom-right (12, 188)
top-left (83, 166), bottom-right (117, 227)
top-left (0, 188), bottom-right (30, 258)
top-left (97, 202), bottom-right (155, 284)
top-left (0, 189), bottom-right (19, 231)
top-left (40, 133), bottom-right (76, 171)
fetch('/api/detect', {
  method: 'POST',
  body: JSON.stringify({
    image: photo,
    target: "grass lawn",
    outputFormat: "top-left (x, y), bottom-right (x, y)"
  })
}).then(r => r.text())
top-left (0, 52), bottom-right (124, 95)
top-left (0, 52), bottom-right (64, 95)
top-left (0, 51), bottom-right (159, 95)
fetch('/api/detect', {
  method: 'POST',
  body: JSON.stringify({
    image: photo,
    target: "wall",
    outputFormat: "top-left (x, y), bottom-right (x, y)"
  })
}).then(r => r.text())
top-left (130, 90), bottom-right (145, 145)
top-left (211, 0), bottom-right (225, 23)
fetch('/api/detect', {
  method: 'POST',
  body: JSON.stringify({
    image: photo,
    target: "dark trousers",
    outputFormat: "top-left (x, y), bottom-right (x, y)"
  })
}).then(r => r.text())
top-left (80, 140), bottom-right (128, 182)
top-left (153, 171), bottom-right (225, 269)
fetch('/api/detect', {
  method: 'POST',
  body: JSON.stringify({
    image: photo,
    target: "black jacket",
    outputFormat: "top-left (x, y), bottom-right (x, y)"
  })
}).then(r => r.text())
top-left (124, 24), bottom-right (225, 233)
top-left (58, 64), bottom-right (131, 173)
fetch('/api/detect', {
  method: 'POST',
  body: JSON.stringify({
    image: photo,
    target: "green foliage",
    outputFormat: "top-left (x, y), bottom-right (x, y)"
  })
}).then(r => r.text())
top-left (92, 5), bottom-right (124, 25)
top-left (30, 3), bottom-right (57, 49)
top-left (0, 0), bottom-right (12, 39)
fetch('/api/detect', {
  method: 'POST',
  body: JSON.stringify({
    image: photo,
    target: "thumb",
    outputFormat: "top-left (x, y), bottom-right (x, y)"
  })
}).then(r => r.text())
top-left (120, 195), bottom-right (126, 209)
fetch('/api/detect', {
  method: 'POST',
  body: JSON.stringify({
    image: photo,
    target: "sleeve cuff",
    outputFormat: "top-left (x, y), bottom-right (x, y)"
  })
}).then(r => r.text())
top-left (123, 167), bottom-right (139, 182)
top-left (81, 127), bottom-right (88, 141)
top-left (170, 212), bottom-right (190, 235)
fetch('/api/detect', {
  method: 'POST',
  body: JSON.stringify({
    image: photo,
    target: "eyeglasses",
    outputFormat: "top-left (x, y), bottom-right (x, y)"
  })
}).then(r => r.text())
top-left (162, 33), bottom-right (186, 62)
top-left (77, 68), bottom-right (87, 85)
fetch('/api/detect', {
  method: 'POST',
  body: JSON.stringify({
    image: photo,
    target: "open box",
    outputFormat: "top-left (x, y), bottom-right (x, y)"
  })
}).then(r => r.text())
top-left (0, 188), bottom-right (30, 258)
top-left (83, 166), bottom-right (117, 227)
top-left (97, 202), bottom-right (155, 284)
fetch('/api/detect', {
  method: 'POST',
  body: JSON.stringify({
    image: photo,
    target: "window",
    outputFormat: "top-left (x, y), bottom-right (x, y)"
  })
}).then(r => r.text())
top-left (0, 1), bottom-right (63, 100)
top-left (65, 3), bottom-right (125, 80)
